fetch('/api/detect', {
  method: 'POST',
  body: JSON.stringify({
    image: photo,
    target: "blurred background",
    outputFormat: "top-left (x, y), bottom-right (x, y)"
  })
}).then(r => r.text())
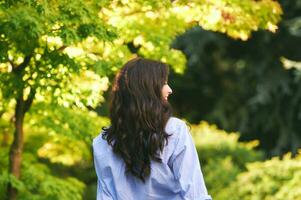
top-left (0, 0), bottom-right (301, 199)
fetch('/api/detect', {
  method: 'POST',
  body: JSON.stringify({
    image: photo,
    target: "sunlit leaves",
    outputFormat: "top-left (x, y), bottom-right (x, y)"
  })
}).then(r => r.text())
top-left (100, 0), bottom-right (188, 72)
top-left (37, 135), bottom-right (89, 166)
top-left (98, 0), bottom-right (282, 73)
top-left (174, 0), bottom-right (282, 40)
top-left (23, 102), bottom-right (110, 166)
top-left (76, 37), bottom-right (133, 76)
top-left (0, 0), bottom-right (116, 110)
top-left (0, 0), bottom-right (284, 107)
top-left (36, 69), bottom-right (110, 109)
top-left (28, 102), bottom-right (110, 143)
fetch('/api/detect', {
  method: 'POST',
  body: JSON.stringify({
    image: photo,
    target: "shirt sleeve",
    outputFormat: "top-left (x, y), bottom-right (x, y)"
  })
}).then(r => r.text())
top-left (169, 121), bottom-right (212, 200)
top-left (96, 180), bottom-right (103, 200)
top-left (93, 137), bottom-right (113, 200)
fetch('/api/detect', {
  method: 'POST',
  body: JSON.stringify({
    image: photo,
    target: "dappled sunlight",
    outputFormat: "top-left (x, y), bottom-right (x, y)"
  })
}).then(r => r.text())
top-left (281, 57), bottom-right (301, 70)
top-left (38, 135), bottom-right (89, 166)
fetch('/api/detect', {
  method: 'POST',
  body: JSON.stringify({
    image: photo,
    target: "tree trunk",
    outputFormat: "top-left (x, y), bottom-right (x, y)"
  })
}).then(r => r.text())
top-left (5, 55), bottom-right (34, 200)
top-left (7, 95), bottom-right (25, 200)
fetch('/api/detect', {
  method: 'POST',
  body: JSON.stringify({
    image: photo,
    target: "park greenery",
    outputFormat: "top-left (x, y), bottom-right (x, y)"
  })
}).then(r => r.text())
top-left (192, 122), bottom-right (301, 200)
top-left (0, 0), bottom-right (300, 199)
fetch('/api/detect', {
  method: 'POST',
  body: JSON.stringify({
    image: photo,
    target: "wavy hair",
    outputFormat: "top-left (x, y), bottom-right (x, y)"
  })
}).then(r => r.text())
top-left (102, 57), bottom-right (172, 182)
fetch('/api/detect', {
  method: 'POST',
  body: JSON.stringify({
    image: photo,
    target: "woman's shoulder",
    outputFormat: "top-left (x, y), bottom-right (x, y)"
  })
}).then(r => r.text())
top-left (165, 117), bottom-right (189, 139)
top-left (166, 117), bottom-right (187, 130)
top-left (92, 130), bottom-right (111, 157)
top-left (93, 131), bottom-right (104, 145)
top-left (163, 117), bottom-right (191, 162)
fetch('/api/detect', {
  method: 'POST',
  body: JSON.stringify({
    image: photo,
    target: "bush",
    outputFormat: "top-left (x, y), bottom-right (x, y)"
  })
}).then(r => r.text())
top-left (191, 121), bottom-right (301, 200)
top-left (191, 121), bottom-right (263, 198)
top-left (218, 152), bottom-right (301, 200)
top-left (0, 150), bottom-right (85, 200)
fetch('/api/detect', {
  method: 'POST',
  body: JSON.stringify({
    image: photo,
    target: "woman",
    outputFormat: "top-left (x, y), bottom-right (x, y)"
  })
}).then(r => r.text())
top-left (93, 57), bottom-right (212, 200)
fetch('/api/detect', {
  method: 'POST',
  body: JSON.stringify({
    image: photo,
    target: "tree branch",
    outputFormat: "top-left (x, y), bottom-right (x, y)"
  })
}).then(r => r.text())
top-left (8, 59), bottom-right (16, 70)
top-left (57, 45), bottom-right (67, 52)
top-left (12, 55), bottom-right (32, 74)
top-left (23, 87), bottom-right (36, 113)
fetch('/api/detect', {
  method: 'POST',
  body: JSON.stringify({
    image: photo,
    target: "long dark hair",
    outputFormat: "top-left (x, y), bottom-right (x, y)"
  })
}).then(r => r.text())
top-left (102, 57), bottom-right (172, 182)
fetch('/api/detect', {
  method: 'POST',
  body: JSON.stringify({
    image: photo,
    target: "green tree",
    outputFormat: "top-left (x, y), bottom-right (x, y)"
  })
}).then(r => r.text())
top-left (0, 1), bottom-right (114, 199)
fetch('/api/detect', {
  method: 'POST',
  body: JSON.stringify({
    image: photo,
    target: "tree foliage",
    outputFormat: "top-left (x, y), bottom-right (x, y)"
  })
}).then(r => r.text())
top-left (98, 0), bottom-right (282, 73)
top-left (0, 0), bottom-right (114, 103)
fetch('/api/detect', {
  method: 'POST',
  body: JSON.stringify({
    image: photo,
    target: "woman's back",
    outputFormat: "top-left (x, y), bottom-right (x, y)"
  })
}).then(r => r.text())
top-left (93, 117), bottom-right (212, 200)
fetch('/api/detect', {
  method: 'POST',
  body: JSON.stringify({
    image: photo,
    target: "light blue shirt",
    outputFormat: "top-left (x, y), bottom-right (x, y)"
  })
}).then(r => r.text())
top-left (93, 117), bottom-right (212, 200)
